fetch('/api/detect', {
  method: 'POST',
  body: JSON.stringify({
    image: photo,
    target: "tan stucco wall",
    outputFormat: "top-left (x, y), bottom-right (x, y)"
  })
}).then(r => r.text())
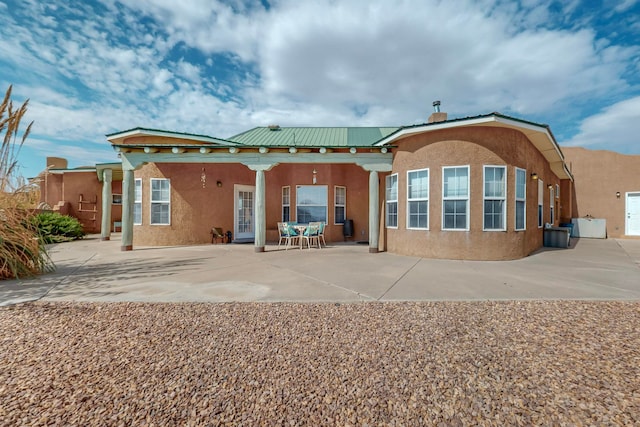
top-left (132, 162), bottom-right (371, 246)
top-left (562, 147), bottom-right (640, 238)
top-left (386, 126), bottom-right (564, 260)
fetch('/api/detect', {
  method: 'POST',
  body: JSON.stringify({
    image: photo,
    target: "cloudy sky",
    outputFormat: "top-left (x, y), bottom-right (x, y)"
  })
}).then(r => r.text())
top-left (1, 0), bottom-right (639, 178)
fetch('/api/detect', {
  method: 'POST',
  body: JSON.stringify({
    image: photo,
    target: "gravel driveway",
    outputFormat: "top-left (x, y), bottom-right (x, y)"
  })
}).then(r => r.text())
top-left (1, 301), bottom-right (638, 425)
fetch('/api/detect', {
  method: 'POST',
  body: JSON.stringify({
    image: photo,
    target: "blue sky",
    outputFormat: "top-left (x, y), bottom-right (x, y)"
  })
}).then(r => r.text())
top-left (1, 0), bottom-right (639, 179)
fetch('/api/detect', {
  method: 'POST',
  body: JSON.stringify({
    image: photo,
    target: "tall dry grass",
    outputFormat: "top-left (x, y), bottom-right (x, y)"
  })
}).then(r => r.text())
top-left (1, 85), bottom-right (53, 279)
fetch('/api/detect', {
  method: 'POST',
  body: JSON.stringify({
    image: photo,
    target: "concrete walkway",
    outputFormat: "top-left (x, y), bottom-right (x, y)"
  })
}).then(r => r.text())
top-left (1, 236), bottom-right (639, 306)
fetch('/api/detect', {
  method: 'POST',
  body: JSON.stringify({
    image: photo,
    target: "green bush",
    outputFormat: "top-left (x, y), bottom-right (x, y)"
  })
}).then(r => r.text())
top-left (33, 212), bottom-right (85, 243)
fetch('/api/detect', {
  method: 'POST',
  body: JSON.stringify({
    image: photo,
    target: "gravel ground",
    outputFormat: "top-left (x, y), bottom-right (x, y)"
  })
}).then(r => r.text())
top-left (1, 301), bottom-right (639, 426)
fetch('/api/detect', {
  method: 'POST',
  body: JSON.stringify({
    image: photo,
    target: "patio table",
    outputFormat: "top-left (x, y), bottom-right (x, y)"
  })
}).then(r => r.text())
top-left (292, 224), bottom-right (307, 249)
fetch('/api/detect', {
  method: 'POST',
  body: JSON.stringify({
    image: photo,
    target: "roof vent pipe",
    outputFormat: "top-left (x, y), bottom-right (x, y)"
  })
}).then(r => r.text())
top-left (433, 100), bottom-right (441, 113)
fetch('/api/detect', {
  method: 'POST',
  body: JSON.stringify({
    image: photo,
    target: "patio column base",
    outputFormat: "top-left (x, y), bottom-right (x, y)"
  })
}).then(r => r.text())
top-left (101, 237), bottom-right (110, 241)
top-left (369, 247), bottom-right (379, 253)
top-left (121, 245), bottom-right (133, 251)
top-left (255, 246), bottom-right (265, 253)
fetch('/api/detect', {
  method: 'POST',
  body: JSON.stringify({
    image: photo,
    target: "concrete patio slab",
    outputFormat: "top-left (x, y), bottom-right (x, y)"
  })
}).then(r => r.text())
top-left (1, 235), bottom-right (639, 305)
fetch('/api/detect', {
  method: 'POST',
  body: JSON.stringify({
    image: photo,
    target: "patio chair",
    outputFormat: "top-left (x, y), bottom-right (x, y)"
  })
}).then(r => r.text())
top-left (278, 222), bottom-right (299, 250)
top-left (301, 222), bottom-right (321, 249)
top-left (211, 227), bottom-right (225, 244)
top-left (317, 222), bottom-right (326, 247)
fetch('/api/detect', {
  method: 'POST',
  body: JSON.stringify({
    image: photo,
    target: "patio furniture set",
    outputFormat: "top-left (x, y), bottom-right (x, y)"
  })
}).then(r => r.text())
top-left (277, 222), bottom-right (327, 250)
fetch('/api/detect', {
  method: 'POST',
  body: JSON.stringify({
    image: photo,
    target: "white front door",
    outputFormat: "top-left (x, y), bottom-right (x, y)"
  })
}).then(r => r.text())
top-left (234, 185), bottom-right (255, 241)
top-left (626, 192), bottom-right (640, 236)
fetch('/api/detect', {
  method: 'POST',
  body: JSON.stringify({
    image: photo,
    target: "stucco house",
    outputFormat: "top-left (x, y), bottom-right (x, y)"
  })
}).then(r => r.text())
top-left (37, 157), bottom-right (123, 234)
top-left (40, 107), bottom-right (640, 260)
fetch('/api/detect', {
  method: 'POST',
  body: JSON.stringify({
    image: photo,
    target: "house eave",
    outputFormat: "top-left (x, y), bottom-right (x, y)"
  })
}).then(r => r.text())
top-left (106, 127), bottom-right (239, 146)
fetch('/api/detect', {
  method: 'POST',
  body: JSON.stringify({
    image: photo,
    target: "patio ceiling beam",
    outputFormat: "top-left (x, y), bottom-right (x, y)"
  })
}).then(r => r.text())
top-left (118, 151), bottom-right (392, 170)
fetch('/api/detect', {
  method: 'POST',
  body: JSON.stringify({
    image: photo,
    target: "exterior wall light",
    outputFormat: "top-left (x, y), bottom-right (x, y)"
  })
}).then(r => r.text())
top-left (217, 181), bottom-right (223, 188)
top-left (547, 184), bottom-right (553, 190)
top-left (349, 147), bottom-right (357, 154)
top-left (229, 147), bottom-right (238, 154)
top-left (531, 172), bottom-right (538, 180)
top-left (616, 191), bottom-right (621, 198)
top-left (289, 147), bottom-right (297, 154)
top-left (380, 147), bottom-right (388, 154)
top-left (319, 147), bottom-right (327, 154)
top-left (259, 146), bottom-right (269, 154)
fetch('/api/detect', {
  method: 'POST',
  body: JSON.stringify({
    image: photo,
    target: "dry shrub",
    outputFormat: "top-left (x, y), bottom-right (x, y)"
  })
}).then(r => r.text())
top-left (0, 85), bottom-right (53, 279)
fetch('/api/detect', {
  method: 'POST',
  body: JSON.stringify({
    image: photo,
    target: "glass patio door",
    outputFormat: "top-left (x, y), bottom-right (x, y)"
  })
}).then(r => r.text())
top-left (234, 185), bottom-right (255, 241)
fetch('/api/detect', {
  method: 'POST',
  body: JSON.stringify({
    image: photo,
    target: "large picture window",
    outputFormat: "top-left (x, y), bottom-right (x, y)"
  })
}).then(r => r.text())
top-left (150, 178), bottom-right (170, 225)
top-left (483, 166), bottom-right (506, 231)
top-left (334, 186), bottom-right (346, 225)
top-left (134, 178), bottom-right (142, 225)
top-left (296, 185), bottom-right (327, 223)
top-left (282, 186), bottom-right (290, 222)
top-left (386, 174), bottom-right (398, 228)
top-left (549, 187), bottom-right (555, 224)
top-left (538, 179), bottom-right (544, 228)
top-left (515, 168), bottom-right (526, 231)
top-left (407, 169), bottom-right (429, 229)
top-left (442, 166), bottom-right (469, 230)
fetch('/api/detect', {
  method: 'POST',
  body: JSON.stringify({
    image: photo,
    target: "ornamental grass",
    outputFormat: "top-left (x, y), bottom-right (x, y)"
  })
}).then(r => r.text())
top-left (0, 85), bottom-right (53, 279)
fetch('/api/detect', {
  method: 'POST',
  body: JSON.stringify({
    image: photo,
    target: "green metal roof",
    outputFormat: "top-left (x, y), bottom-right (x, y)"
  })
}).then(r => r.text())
top-left (230, 127), bottom-right (400, 147)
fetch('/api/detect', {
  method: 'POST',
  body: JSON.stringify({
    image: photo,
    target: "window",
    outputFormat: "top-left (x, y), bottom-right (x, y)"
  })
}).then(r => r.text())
top-left (538, 179), bottom-right (544, 228)
top-left (549, 187), bottom-right (555, 224)
top-left (483, 166), bottom-right (506, 231)
top-left (515, 168), bottom-right (526, 231)
top-left (385, 174), bottom-right (398, 228)
top-left (296, 185), bottom-right (327, 223)
top-left (133, 179), bottom-right (142, 225)
top-left (442, 166), bottom-right (469, 230)
top-left (150, 178), bottom-right (170, 225)
top-left (407, 169), bottom-right (429, 229)
top-left (555, 184), bottom-right (560, 199)
top-left (334, 186), bottom-right (346, 225)
top-left (282, 186), bottom-right (290, 222)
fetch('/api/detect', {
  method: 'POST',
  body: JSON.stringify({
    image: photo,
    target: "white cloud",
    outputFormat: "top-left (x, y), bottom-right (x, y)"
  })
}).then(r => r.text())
top-left (250, 0), bottom-right (635, 126)
top-left (562, 96), bottom-right (640, 153)
top-left (108, 0), bottom-right (265, 61)
top-left (614, 0), bottom-right (638, 12)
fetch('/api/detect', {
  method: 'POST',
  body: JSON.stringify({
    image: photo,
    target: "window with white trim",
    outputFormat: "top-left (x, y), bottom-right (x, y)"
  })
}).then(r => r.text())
top-left (334, 186), bottom-right (346, 225)
top-left (150, 178), bottom-right (170, 225)
top-left (515, 168), bottom-right (526, 231)
top-left (282, 186), bottom-right (290, 222)
top-left (296, 185), bottom-right (327, 223)
top-left (442, 166), bottom-right (469, 230)
top-left (407, 168), bottom-right (429, 229)
top-left (538, 179), bottom-right (544, 228)
top-left (549, 187), bottom-right (555, 224)
top-left (555, 184), bottom-right (560, 199)
top-left (385, 174), bottom-right (398, 228)
top-left (134, 178), bottom-right (142, 225)
top-left (483, 166), bottom-right (506, 231)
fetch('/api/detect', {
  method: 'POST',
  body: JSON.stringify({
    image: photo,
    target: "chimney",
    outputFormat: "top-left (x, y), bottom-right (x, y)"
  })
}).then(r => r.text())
top-left (428, 100), bottom-right (448, 123)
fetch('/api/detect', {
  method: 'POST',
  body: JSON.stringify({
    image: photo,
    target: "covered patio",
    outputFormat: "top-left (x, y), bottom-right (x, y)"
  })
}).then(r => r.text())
top-left (104, 127), bottom-right (395, 253)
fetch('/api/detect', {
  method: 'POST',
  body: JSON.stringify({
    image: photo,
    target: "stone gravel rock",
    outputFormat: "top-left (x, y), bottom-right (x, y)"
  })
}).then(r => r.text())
top-left (1, 301), bottom-right (639, 426)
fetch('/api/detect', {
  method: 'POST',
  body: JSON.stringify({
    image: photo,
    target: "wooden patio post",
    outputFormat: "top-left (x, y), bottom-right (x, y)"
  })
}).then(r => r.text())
top-left (100, 168), bottom-right (112, 241)
top-left (121, 168), bottom-right (134, 251)
top-left (369, 170), bottom-right (379, 253)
